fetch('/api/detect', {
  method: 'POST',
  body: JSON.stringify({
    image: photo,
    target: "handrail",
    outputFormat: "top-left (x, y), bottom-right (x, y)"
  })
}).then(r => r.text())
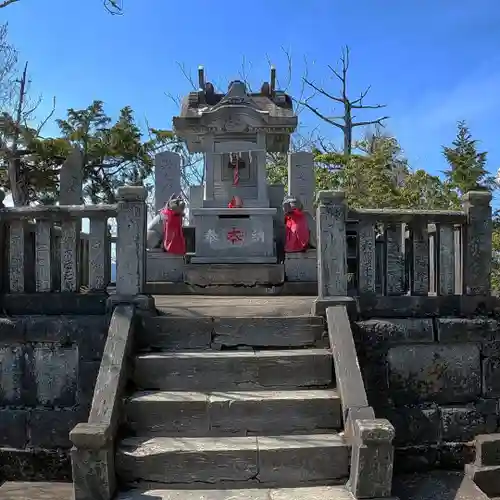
top-left (0, 204), bottom-right (117, 219)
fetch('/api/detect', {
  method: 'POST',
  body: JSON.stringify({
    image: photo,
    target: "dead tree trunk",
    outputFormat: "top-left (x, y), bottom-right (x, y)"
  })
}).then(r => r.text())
top-left (301, 46), bottom-right (389, 158)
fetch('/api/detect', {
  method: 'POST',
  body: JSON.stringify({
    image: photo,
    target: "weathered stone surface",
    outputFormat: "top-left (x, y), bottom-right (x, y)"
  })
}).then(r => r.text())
top-left (116, 436), bottom-right (259, 483)
top-left (439, 442), bottom-right (475, 469)
top-left (257, 434), bottom-right (348, 483)
top-left (394, 445), bottom-right (438, 472)
top-left (184, 263), bottom-right (284, 286)
top-left (125, 389), bottom-right (341, 437)
top-left (440, 406), bottom-right (491, 442)
top-left (213, 317), bottom-right (323, 348)
top-left (24, 316), bottom-right (107, 360)
top-left (116, 485), bottom-right (354, 500)
top-left (29, 409), bottom-right (84, 448)
top-left (354, 318), bottom-right (433, 344)
top-left (0, 410), bottom-right (27, 448)
top-left (72, 445), bottom-right (115, 500)
top-left (387, 344), bottom-right (481, 404)
top-left (77, 360), bottom-right (100, 408)
top-left (436, 318), bottom-right (496, 342)
top-left (0, 481), bottom-right (73, 500)
top-left (0, 318), bottom-right (25, 344)
top-left (146, 251), bottom-right (184, 283)
top-left (0, 447), bottom-right (71, 481)
top-left (475, 434), bottom-right (500, 466)
top-left (1, 293), bottom-right (107, 316)
top-left (139, 317), bottom-right (213, 351)
top-left (32, 345), bottom-right (78, 407)
top-left (284, 250), bottom-right (317, 282)
top-left (393, 471), bottom-right (490, 500)
top-left (116, 434), bottom-right (348, 485)
top-left (482, 357), bottom-right (500, 398)
top-left (0, 346), bottom-right (23, 405)
top-left (466, 463), bottom-right (500, 497)
top-left (380, 404), bottom-right (440, 446)
top-left (133, 350), bottom-right (332, 391)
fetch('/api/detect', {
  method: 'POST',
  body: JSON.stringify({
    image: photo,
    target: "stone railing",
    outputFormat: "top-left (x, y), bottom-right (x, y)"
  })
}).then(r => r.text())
top-left (0, 186), bottom-right (147, 300)
top-left (316, 190), bottom-right (492, 300)
top-left (326, 305), bottom-right (395, 498)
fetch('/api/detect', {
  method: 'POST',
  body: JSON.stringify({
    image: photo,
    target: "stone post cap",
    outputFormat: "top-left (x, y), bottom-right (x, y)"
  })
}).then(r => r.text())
top-left (117, 185), bottom-right (148, 202)
top-left (354, 418), bottom-right (395, 443)
top-left (288, 151), bottom-right (313, 159)
top-left (70, 422), bottom-right (112, 449)
top-left (463, 190), bottom-right (492, 204)
top-left (316, 190), bottom-right (345, 205)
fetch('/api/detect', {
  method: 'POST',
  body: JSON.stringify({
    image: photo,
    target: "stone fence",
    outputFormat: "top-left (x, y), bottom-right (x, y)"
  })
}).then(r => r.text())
top-left (317, 190), bottom-right (492, 300)
top-left (0, 186), bottom-right (147, 299)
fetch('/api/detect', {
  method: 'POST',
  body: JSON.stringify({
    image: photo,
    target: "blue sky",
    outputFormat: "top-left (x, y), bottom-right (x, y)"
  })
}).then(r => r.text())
top-left (3, 0), bottom-right (500, 180)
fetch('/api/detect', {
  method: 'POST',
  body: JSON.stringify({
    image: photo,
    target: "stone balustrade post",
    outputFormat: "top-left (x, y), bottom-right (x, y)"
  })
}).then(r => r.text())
top-left (115, 186), bottom-right (147, 297)
top-left (348, 418), bottom-right (396, 498)
top-left (463, 191), bottom-right (492, 295)
top-left (316, 191), bottom-right (348, 298)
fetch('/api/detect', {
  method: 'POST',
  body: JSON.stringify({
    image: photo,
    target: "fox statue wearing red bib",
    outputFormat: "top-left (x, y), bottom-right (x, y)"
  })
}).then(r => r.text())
top-left (282, 196), bottom-right (316, 253)
top-left (146, 194), bottom-right (186, 255)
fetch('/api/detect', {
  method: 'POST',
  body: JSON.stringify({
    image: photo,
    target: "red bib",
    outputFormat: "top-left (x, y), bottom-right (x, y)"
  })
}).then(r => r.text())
top-left (161, 208), bottom-right (186, 255)
top-left (285, 208), bottom-right (310, 253)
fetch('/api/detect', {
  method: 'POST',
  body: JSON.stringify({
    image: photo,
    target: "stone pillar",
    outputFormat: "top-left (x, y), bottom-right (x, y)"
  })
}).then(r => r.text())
top-left (463, 191), bottom-right (492, 295)
top-left (154, 151), bottom-right (181, 212)
top-left (288, 151), bottom-right (314, 214)
top-left (348, 419), bottom-right (395, 499)
top-left (115, 186), bottom-right (147, 296)
top-left (70, 423), bottom-right (116, 500)
top-left (316, 191), bottom-right (347, 297)
top-left (203, 136), bottom-right (215, 201)
top-left (256, 133), bottom-right (268, 204)
top-left (60, 147), bottom-right (84, 205)
top-left (188, 185), bottom-right (204, 225)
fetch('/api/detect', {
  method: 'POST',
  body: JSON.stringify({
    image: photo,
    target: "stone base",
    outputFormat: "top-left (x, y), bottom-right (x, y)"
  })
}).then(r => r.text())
top-left (191, 256), bottom-right (277, 264)
top-left (146, 250), bottom-right (184, 282)
top-left (184, 263), bottom-right (284, 286)
top-left (285, 249), bottom-right (317, 281)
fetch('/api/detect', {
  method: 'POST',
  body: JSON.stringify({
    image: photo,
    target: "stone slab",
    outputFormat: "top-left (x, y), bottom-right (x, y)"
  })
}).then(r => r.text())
top-left (140, 316), bottom-right (324, 349)
top-left (393, 471), bottom-right (489, 500)
top-left (475, 433), bottom-right (500, 466)
top-left (145, 282), bottom-right (318, 296)
top-left (116, 486), bottom-right (356, 500)
top-left (0, 482), bottom-right (73, 500)
top-left (146, 252), bottom-right (184, 282)
top-left (153, 295), bottom-right (316, 318)
top-left (184, 264), bottom-right (284, 286)
top-left (285, 249), bottom-right (317, 282)
top-left (133, 350), bottom-right (333, 391)
top-left (387, 343), bottom-right (481, 404)
top-left (116, 434), bottom-right (348, 485)
top-left (354, 318), bottom-right (434, 344)
top-left (124, 389), bottom-right (341, 436)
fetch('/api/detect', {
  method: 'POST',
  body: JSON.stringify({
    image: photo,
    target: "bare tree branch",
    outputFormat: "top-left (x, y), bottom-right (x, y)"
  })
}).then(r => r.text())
top-left (0, 0), bottom-right (20, 8)
top-left (301, 44), bottom-right (388, 156)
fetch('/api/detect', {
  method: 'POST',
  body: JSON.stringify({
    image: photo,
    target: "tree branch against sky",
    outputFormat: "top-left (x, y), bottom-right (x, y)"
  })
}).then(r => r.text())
top-left (0, 0), bottom-right (123, 13)
top-left (300, 45), bottom-right (389, 158)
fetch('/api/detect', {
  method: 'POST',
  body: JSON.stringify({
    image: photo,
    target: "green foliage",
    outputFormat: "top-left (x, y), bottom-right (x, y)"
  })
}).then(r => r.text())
top-left (443, 121), bottom-right (496, 196)
top-left (56, 101), bottom-right (155, 203)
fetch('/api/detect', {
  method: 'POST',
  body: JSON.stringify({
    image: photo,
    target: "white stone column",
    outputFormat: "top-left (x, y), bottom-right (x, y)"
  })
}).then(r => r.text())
top-left (256, 133), bottom-right (268, 204)
top-left (116, 186), bottom-right (148, 296)
top-left (288, 151), bottom-right (314, 214)
top-left (203, 136), bottom-right (215, 201)
top-left (154, 151), bottom-right (181, 212)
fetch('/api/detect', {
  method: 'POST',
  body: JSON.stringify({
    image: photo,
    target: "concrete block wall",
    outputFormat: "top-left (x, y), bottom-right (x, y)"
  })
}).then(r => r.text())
top-left (354, 317), bottom-right (500, 473)
top-left (0, 315), bottom-right (108, 481)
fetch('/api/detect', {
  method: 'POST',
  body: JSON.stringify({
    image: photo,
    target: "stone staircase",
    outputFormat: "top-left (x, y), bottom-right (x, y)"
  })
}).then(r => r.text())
top-left (114, 298), bottom-right (352, 498)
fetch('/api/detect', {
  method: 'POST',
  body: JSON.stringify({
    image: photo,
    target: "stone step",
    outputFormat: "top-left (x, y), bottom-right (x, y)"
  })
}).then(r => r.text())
top-left (124, 389), bottom-right (342, 436)
top-left (115, 434), bottom-right (349, 486)
top-left (466, 463), bottom-right (500, 496)
top-left (116, 485), bottom-right (355, 499)
top-left (133, 349), bottom-right (333, 391)
top-left (184, 263), bottom-right (284, 286)
top-left (139, 316), bottom-right (324, 350)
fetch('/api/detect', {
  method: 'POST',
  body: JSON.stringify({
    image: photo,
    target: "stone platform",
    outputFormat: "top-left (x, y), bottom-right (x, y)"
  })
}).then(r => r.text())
top-left (0, 482), bottom-right (72, 499)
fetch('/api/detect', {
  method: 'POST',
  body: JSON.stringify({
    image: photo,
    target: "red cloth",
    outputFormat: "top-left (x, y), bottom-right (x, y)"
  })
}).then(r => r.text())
top-left (285, 208), bottom-right (310, 253)
top-left (161, 208), bottom-right (186, 255)
top-left (228, 197), bottom-right (243, 208)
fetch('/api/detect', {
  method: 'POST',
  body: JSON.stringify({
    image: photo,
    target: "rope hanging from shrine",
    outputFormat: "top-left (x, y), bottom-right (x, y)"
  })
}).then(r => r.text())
top-left (228, 152), bottom-right (248, 186)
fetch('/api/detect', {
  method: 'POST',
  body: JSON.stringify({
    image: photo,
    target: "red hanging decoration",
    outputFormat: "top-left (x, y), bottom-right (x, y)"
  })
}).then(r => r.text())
top-left (285, 208), bottom-right (310, 253)
top-left (161, 207), bottom-right (186, 255)
top-left (229, 153), bottom-right (242, 186)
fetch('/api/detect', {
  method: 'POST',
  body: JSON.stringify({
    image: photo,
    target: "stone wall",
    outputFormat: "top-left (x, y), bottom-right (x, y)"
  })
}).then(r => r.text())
top-left (0, 314), bottom-right (108, 481)
top-left (354, 317), bottom-right (500, 473)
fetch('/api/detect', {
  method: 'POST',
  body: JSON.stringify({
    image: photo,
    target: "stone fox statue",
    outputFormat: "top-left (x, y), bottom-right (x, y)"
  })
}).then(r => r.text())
top-left (147, 194), bottom-right (186, 254)
top-left (282, 196), bottom-right (316, 252)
